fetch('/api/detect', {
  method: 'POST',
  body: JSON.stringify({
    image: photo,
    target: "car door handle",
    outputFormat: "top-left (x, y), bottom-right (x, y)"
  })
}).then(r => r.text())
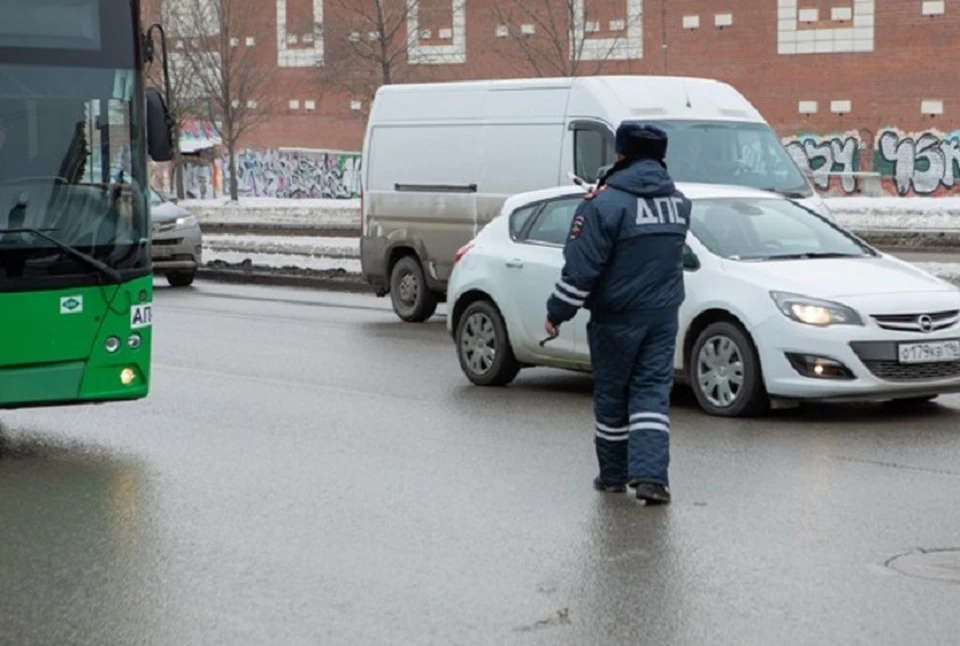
top-left (505, 258), bottom-right (524, 268)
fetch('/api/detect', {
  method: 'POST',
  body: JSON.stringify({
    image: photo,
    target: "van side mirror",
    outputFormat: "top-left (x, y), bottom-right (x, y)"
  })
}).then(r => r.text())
top-left (595, 164), bottom-right (613, 182)
top-left (145, 87), bottom-right (174, 162)
top-left (682, 245), bottom-right (699, 270)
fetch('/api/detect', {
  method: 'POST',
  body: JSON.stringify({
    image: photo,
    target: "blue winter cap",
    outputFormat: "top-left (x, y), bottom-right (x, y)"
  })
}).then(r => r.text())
top-left (615, 121), bottom-right (668, 161)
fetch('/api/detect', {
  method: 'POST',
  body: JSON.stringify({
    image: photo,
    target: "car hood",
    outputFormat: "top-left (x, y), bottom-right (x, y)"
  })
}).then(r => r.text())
top-left (151, 201), bottom-right (190, 226)
top-left (725, 255), bottom-right (957, 299)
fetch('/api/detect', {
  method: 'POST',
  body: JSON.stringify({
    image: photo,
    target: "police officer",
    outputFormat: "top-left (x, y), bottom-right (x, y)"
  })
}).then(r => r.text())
top-left (543, 122), bottom-right (691, 505)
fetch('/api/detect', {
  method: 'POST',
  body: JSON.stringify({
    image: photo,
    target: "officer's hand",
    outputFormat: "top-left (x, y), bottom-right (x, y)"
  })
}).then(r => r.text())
top-left (544, 319), bottom-right (559, 338)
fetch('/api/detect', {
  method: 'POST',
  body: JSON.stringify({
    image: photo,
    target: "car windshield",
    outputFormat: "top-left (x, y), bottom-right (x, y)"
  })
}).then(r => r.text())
top-left (689, 196), bottom-right (876, 261)
top-left (0, 61), bottom-right (148, 281)
top-left (649, 120), bottom-right (812, 197)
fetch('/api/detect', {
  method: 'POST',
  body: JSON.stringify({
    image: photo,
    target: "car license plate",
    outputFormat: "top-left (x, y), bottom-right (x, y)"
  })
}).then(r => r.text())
top-left (152, 246), bottom-right (171, 258)
top-left (897, 340), bottom-right (960, 364)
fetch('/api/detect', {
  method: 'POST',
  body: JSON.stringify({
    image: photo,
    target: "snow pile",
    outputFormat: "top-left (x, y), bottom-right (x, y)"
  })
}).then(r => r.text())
top-left (181, 197), bottom-right (361, 210)
top-left (182, 195), bottom-right (960, 232)
top-left (204, 234), bottom-right (359, 258)
top-left (824, 197), bottom-right (960, 230)
top-left (205, 249), bottom-right (361, 273)
top-left (911, 262), bottom-right (960, 283)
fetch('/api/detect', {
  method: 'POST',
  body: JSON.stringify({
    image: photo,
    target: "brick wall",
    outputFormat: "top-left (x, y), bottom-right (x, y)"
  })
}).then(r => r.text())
top-left (153, 0), bottom-right (960, 196)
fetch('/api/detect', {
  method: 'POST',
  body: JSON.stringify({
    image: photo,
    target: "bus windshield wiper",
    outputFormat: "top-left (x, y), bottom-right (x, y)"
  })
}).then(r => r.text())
top-left (0, 227), bottom-right (123, 282)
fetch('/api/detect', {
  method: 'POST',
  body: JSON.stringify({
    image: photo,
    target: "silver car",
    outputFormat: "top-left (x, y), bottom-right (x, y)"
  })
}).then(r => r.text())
top-left (150, 187), bottom-right (202, 287)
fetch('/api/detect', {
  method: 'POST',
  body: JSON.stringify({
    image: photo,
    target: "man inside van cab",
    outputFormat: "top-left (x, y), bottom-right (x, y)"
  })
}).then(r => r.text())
top-left (543, 122), bottom-right (691, 505)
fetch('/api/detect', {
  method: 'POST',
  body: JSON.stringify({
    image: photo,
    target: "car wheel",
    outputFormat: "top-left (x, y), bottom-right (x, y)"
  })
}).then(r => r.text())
top-left (883, 395), bottom-right (939, 409)
top-left (390, 255), bottom-right (438, 322)
top-left (455, 300), bottom-right (520, 387)
top-left (689, 321), bottom-right (769, 417)
top-left (166, 270), bottom-right (195, 287)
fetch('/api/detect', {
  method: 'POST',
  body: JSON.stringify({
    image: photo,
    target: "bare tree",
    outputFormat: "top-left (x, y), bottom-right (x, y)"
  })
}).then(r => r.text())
top-left (161, 0), bottom-right (280, 200)
top-left (488, 0), bottom-right (643, 77)
top-left (317, 0), bottom-right (466, 118)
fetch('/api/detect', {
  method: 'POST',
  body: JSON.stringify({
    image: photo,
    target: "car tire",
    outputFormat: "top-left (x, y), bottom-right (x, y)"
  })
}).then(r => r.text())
top-left (390, 255), bottom-right (438, 322)
top-left (455, 299), bottom-right (520, 387)
top-left (689, 320), bottom-right (769, 418)
top-left (883, 395), bottom-right (939, 409)
top-left (166, 270), bottom-right (195, 287)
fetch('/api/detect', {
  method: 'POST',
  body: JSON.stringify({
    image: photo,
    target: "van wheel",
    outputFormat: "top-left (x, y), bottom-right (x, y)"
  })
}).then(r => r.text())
top-left (455, 300), bottom-right (520, 387)
top-left (390, 255), bottom-right (438, 322)
top-left (689, 321), bottom-right (769, 417)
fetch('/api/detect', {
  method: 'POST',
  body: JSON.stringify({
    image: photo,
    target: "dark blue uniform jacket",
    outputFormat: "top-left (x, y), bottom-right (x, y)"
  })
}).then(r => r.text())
top-left (546, 159), bottom-right (692, 326)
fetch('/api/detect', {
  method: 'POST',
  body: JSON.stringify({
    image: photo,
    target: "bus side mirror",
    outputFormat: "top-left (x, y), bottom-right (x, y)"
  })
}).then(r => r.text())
top-left (146, 87), bottom-right (174, 162)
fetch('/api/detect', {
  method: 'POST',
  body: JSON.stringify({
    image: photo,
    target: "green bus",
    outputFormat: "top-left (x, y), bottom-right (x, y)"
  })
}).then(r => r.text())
top-left (0, 0), bottom-right (174, 409)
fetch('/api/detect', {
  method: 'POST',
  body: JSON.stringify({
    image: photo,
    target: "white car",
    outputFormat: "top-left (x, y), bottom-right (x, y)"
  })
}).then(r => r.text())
top-left (446, 182), bottom-right (960, 417)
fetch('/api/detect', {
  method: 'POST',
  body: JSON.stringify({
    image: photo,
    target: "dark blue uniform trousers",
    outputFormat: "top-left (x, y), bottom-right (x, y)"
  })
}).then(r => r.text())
top-left (587, 309), bottom-right (679, 487)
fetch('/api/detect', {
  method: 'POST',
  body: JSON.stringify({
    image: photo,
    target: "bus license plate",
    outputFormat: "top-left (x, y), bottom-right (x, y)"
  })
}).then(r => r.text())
top-left (897, 340), bottom-right (960, 364)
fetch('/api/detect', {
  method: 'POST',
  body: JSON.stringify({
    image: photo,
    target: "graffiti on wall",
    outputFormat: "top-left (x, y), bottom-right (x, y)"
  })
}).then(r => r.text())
top-left (782, 128), bottom-right (960, 197)
top-left (783, 132), bottom-right (863, 194)
top-left (874, 129), bottom-right (960, 197)
top-left (225, 148), bottom-right (362, 199)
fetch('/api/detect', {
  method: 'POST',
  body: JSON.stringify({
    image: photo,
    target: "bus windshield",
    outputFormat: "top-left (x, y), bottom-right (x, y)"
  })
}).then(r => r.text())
top-left (0, 62), bottom-right (148, 283)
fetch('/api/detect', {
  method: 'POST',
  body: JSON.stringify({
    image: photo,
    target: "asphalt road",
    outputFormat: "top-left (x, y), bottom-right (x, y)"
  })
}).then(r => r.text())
top-left (3, 281), bottom-right (960, 645)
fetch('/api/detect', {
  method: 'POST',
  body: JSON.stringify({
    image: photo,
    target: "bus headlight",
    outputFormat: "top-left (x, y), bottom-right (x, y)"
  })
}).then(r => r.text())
top-left (105, 336), bottom-right (120, 353)
top-left (128, 333), bottom-right (142, 349)
top-left (120, 368), bottom-right (136, 385)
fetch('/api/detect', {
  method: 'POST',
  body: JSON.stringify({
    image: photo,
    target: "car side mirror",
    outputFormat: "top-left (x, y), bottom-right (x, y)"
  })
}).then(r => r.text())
top-left (682, 246), bottom-right (699, 270)
top-left (146, 87), bottom-right (174, 162)
top-left (595, 164), bottom-right (613, 182)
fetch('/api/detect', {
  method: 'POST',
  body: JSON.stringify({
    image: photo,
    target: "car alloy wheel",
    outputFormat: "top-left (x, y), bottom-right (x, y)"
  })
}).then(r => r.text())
top-left (696, 334), bottom-right (745, 408)
top-left (689, 320), bottom-right (768, 418)
top-left (460, 311), bottom-right (497, 375)
top-left (455, 299), bottom-right (520, 387)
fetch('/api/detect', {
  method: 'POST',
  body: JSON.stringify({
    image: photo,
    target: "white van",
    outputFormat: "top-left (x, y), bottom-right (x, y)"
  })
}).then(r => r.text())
top-left (359, 75), bottom-right (827, 322)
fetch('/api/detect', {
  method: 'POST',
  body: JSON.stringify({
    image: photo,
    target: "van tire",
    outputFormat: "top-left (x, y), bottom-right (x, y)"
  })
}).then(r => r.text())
top-left (389, 255), bottom-right (438, 322)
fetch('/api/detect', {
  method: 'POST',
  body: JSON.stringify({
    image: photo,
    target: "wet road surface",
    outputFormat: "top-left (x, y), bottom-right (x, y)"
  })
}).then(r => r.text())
top-left (3, 281), bottom-right (960, 645)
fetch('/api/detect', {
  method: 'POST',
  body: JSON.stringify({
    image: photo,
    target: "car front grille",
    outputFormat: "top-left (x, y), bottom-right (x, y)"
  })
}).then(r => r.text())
top-left (152, 238), bottom-right (183, 246)
top-left (850, 340), bottom-right (960, 382)
top-left (860, 360), bottom-right (960, 382)
top-left (870, 310), bottom-right (959, 333)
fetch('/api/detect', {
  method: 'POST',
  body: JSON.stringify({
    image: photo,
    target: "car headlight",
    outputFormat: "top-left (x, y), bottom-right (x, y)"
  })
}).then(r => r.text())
top-left (769, 291), bottom-right (863, 327)
top-left (175, 215), bottom-right (198, 228)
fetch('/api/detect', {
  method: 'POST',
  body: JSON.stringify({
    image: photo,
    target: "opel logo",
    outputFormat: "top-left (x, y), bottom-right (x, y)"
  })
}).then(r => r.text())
top-left (917, 314), bottom-right (934, 332)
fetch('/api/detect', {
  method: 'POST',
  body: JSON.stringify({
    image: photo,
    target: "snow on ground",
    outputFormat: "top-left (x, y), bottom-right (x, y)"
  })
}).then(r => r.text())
top-left (204, 234), bottom-right (359, 258)
top-left (204, 249), bottom-right (362, 273)
top-left (182, 197), bottom-right (361, 210)
top-left (911, 262), bottom-right (960, 282)
top-left (823, 197), bottom-right (960, 214)
top-left (184, 195), bottom-right (960, 231)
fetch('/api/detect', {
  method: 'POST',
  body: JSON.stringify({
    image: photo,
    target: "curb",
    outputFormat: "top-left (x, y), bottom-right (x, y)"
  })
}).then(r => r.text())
top-left (196, 267), bottom-right (375, 293)
top-left (199, 222), bottom-right (360, 238)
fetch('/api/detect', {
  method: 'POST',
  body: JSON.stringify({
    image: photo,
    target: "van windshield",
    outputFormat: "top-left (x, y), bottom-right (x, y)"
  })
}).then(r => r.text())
top-left (651, 120), bottom-right (812, 198)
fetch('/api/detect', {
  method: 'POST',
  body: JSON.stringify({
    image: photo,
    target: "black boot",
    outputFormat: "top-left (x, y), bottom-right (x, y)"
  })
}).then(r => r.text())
top-left (593, 476), bottom-right (627, 493)
top-left (632, 482), bottom-right (671, 505)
